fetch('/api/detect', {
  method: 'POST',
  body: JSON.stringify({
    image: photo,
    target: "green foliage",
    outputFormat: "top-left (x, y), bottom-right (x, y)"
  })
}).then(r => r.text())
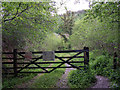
top-left (87, 2), bottom-right (119, 22)
top-left (90, 54), bottom-right (120, 88)
top-left (110, 68), bottom-right (120, 88)
top-left (70, 2), bottom-right (119, 55)
top-left (2, 1), bottom-right (120, 89)
top-left (60, 11), bottom-right (75, 35)
top-left (30, 64), bottom-right (65, 88)
top-left (30, 70), bottom-right (64, 88)
top-left (68, 69), bottom-right (96, 88)
top-left (41, 33), bottom-right (64, 51)
top-left (90, 55), bottom-right (111, 76)
top-left (2, 2), bottom-right (58, 51)
top-left (55, 10), bottom-right (75, 49)
top-left (70, 17), bottom-right (118, 51)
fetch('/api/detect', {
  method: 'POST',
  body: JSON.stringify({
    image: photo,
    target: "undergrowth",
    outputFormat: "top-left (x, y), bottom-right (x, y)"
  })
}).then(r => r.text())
top-left (90, 51), bottom-right (120, 89)
top-left (68, 69), bottom-right (96, 88)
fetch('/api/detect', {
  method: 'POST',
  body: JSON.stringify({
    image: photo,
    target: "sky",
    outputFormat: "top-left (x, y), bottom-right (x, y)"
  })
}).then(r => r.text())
top-left (53, 0), bottom-right (90, 15)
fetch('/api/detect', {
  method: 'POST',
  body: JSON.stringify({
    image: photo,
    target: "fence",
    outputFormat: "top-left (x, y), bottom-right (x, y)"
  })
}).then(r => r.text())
top-left (2, 47), bottom-right (89, 76)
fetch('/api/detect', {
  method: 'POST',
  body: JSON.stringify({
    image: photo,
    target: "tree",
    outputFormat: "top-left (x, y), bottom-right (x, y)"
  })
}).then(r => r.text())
top-left (2, 1), bottom-right (58, 51)
top-left (70, 1), bottom-right (119, 55)
top-left (57, 10), bottom-right (75, 49)
top-left (61, 10), bottom-right (75, 36)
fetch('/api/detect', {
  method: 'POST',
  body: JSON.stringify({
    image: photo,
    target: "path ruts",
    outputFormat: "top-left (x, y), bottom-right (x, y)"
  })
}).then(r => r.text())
top-left (56, 63), bottom-right (76, 88)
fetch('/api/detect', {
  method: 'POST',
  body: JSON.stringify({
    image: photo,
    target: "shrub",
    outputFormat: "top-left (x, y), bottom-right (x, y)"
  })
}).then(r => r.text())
top-left (90, 55), bottom-right (113, 76)
top-left (110, 68), bottom-right (120, 88)
top-left (90, 53), bottom-right (120, 88)
top-left (68, 69), bottom-right (96, 88)
top-left (41, 33), bottom-right (64, 51)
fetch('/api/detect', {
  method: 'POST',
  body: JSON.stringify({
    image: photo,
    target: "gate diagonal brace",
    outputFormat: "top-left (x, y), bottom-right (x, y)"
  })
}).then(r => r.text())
top-left (18, 53), bottom-right (25, 58)
top-left (57, 51), bottom-right (81, 67)
top-left (17, 55), bottom-right (48, 73)
top-left (49, 52), bottom-right (81, 72)
top-left (18, 53), bottom-right (48, 72)
top-left (55, 56), bottom-right (79, 69)
top-left (34, 63), bottom-right (48, 73)
top-left (65, 52), bottom-right (82, 69)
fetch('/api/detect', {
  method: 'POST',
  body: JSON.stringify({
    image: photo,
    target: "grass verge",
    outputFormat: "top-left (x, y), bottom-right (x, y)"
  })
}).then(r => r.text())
top-left (30, 63), bottom-right (66, 88)
top-left (2, 73), bottom-right (37, 88)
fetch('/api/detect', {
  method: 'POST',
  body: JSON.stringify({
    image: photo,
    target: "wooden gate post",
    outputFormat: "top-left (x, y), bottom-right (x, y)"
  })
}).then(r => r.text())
top-left (113, 52), bottom-right (117, 69)
top-left (86, 47), bottom-right (89, 66)
top-left (84, 47), bottom-right (89, 70)
top-left (13, 49), bottom-right (17, 76)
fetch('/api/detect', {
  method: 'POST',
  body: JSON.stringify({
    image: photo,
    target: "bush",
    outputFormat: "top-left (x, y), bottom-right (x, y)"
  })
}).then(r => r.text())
top-left (90, 55), bottom-right (113, 76)
top-left (90, 54), bottom-right (120, 88)
top-left (41, 33), bottom-right (64, 51)
top-left (68, 69), bottom-right (96, 88)
top-left (110, 68), bottom-right (120, 88)
top-left (89, 51), bottom-right (96, 61)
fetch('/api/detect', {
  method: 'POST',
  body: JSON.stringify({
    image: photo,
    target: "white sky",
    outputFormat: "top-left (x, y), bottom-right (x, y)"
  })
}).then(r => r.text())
top-left (53, 0), bottom-right (90, 15)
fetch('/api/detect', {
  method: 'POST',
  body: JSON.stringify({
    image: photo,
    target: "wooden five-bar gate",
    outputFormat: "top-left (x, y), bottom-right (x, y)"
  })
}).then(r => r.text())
top-left (2, 47), bottom-right (89, 76)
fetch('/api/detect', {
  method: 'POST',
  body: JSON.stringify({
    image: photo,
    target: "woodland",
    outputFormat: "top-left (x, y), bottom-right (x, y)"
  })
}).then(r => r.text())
top-left (1, 1), bottom-right (120, 89)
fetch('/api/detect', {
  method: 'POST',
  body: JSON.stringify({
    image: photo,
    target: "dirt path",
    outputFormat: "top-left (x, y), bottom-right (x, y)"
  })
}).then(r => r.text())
top-left (56, 63), bottom-right (76, 88)
top-left (91, 76), bottom-right (110, 88)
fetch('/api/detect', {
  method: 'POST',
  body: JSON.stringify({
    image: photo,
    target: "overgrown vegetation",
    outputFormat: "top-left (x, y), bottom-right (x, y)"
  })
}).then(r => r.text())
top-left (68, 52), bottom-right (120, 88)
top-left (2, 1), bottom-right (58, 51)
top-left (2, 0), bottom-right (119, 89)
top-left (89, 52), bottom-right (120, 88)
top-left (68, 69), bottom-right (96, 88)
top-left (67, 2), bottom-right (120, 88)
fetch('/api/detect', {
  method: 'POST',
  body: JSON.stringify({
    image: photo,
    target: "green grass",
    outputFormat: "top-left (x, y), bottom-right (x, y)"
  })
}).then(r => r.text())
top-left (2, 73), bottom-right (36, 88)
top-left (30, 63), bottom-right (66, 88)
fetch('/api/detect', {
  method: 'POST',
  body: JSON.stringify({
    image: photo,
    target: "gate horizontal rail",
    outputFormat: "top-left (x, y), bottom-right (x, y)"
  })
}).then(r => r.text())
top-left (2, 56), bottom-right (84, 60)
top-left (2, 61), bottom-right (84, 64)
top-left (3, 66), bottom-right (85, 69)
